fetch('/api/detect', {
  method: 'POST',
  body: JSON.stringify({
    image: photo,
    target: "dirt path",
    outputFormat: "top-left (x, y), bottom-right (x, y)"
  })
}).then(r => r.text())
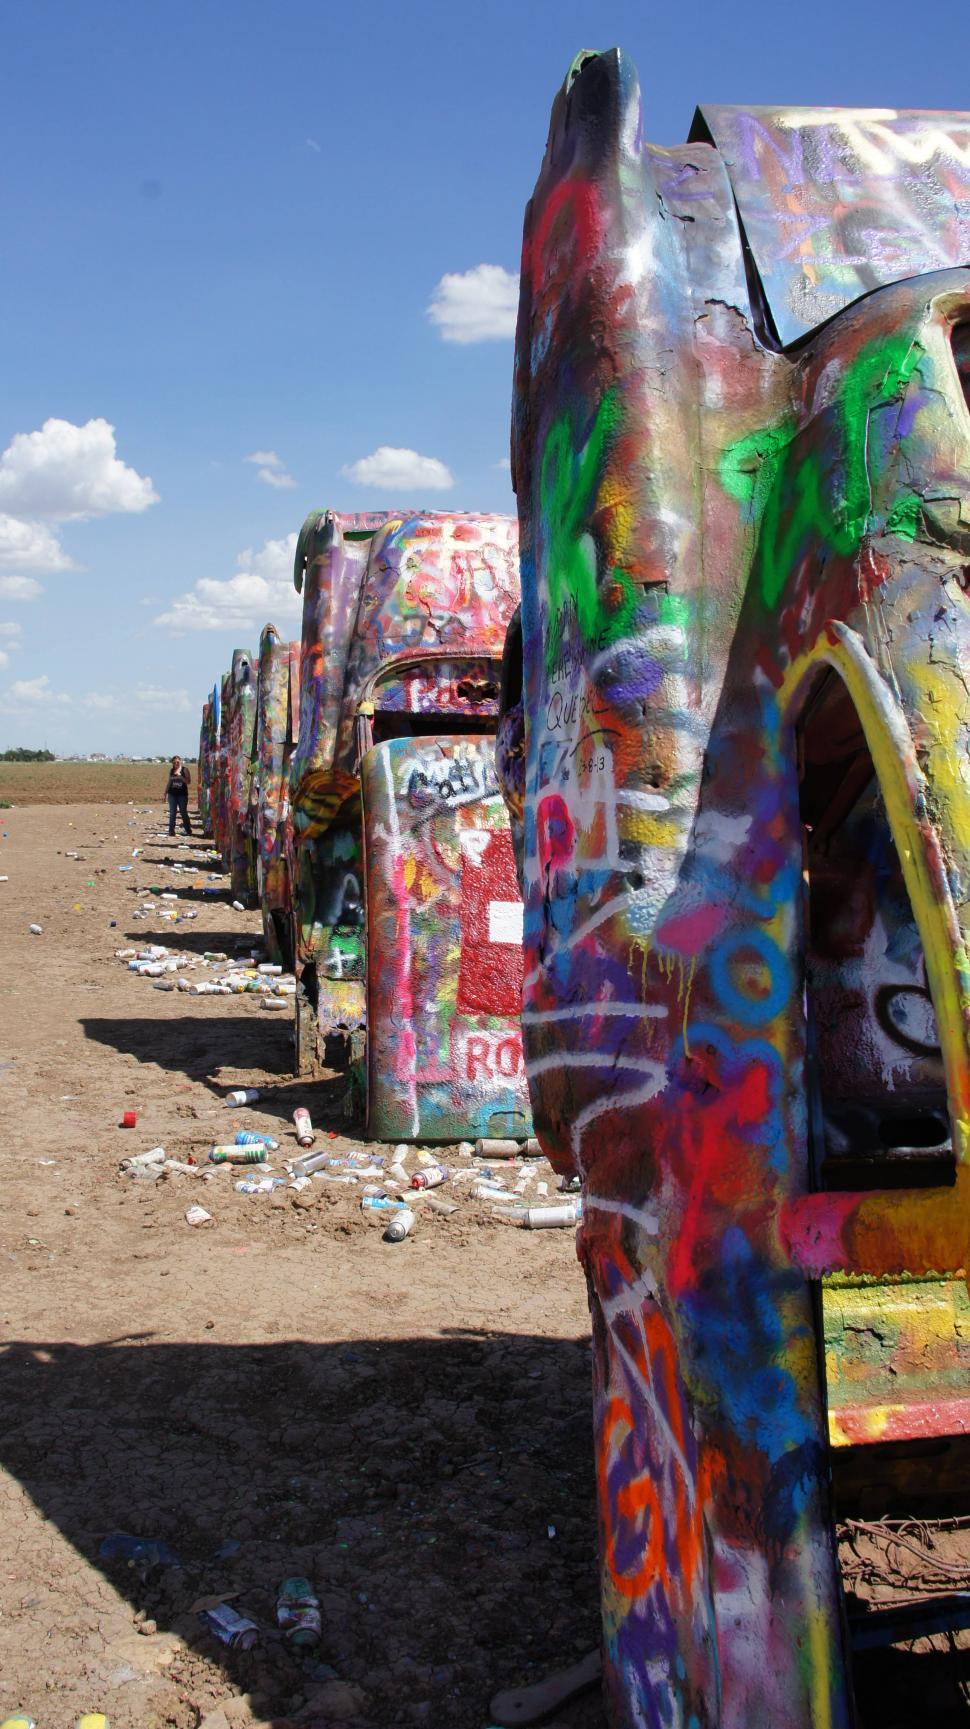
top-left (0, 804), bottom-right (603, 1729)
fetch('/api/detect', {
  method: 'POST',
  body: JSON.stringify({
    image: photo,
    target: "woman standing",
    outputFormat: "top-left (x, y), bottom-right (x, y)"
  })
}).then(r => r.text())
top-left (166, 755), bottom-right (193, 836)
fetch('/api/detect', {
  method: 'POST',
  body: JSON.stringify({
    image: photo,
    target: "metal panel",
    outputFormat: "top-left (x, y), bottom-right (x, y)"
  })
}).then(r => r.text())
top-left (362, 734), bottom-right (531, 1142)
top-left (694, 103), bottom-right (970, 345)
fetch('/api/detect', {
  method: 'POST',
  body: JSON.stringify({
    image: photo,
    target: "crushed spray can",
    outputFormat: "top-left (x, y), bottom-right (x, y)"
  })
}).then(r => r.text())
top-left (235, 1130), bottom-right (278, 1148)
top-left (225, 1088), bottom-right (260, 1106)
top-left (208, 1145), bottom-right (268, 1164)
top-left (199, 1602), bottom-right (259, 1649)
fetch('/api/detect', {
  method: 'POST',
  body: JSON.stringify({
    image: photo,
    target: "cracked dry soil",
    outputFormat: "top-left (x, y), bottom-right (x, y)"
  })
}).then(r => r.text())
top-left (0, 803), bottom-right (605, 1729)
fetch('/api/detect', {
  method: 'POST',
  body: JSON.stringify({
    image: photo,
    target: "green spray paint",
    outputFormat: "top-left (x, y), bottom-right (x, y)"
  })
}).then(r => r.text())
top-left (721, 333), bottom-right (927, 608)
top-left (540, 387), bottom-right (639, 673)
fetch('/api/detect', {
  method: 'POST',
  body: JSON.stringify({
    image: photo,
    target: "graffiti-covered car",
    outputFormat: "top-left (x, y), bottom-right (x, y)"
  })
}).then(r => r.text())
top-left (198, 683), bottom-right (219, 837)
top-left (502, 49), bottom-right (970, 1728)
top-left (290, 507), bottom-right (531, 1142)
top-left (249, 623), bottom-right (300, 966)
top-left (220, 646), bottom-right (257, 903)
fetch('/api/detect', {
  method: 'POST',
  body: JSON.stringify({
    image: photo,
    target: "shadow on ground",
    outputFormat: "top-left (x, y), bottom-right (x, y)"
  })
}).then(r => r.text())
top-left (122, 930), bottom-right (259, 957)
top-left (0, 1331), bottom-right (602, 1728)
top-left (81, 1014), bottom-right (370, 1132)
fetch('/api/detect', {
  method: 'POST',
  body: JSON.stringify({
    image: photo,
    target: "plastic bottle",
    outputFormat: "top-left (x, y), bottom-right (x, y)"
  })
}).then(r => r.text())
top-left (208, 1145), bottom-right (267, 1164)
top-left (293, 1107), bottom-right (314, 1147)
top-left (384, 1206), bottom-right (415, 1242)
top-left (99, 1533), bottom-right (180, 1569)
top-left (277, 1575), bottom-right (321, 1646)
top-left (411, 1164), bottom-right (449, 1189)
top-left (225, 1088), bottom-right (260, 1106)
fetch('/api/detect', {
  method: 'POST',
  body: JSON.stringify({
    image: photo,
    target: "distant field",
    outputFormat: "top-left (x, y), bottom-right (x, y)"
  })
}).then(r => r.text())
top-left (0, 760), bottom-right (199, 805)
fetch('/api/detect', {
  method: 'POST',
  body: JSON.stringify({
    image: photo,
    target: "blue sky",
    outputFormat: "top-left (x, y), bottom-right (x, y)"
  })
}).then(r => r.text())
top-left (1, 0), bottom-right (967, 753)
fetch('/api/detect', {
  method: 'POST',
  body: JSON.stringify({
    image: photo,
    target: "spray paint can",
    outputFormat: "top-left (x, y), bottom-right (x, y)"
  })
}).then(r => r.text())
top-left (384, 1207), bottom-right (415, 1242)
top-left (474, 1137), bottom-right (542, 1159)
top-left (225, 1088), bottom-right (260, 1106)
top-left (293, 1147), bottom-right (332, 1177)
top-left (208, 1145), bottom-right (268, 1164)
top-left (235, 1130), bottom-right (279, 1149)
top-left (410, 1164), bottom-right (449, 1189)
top-left (277, 1575), bottom-right (321, 1646)
top-left (199, 1602), bottom-right (259, 1649)
top-left (293, 1107), bottom-right (314, 1147)
top-left (523, 1200), bottom-right (583, 1229)
top-left (471, 1180), bottom-right (509, 1202)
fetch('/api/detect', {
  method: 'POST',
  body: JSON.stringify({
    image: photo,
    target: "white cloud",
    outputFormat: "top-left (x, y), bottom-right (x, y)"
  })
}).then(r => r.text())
top-left (341, 446), bottom-right (453, 492)
top-left (5, 673), bottom-right (70, 706)
top-left (0, 649), bottom-right (8, 669)
top-left (0, 575), bottom-right (43, 601)
top-left (245, 450), bottom-right (297, 491)
top-left (155, 533), bottom-right (299, 634)
top-left (0, 514), bottom-right (74, 572)
top-left (0, 418), bottom-right (158, 521)
top-left (0, 622), bottom-right (22, 637)
top-left (427, 264), bottom-right (518, 344)
top-left (81, 692), bottom-right (117, 710)
top-left (136, 685), bottom-right (190, 711)
top-left (495, 456), bottom-right (511, 472)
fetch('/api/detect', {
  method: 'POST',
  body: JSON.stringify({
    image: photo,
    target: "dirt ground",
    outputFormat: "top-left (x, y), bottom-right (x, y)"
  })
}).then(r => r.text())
top-left (4, 802), bottom-right (969, 1729)
top-left (0, 761), bottom-right (195, 805)
top-left (0, 802), bottom-right (604, 1729)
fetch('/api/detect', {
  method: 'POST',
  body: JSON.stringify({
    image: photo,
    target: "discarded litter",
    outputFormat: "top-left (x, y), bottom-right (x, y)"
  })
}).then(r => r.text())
top-left (235, 1174), bottom-right (285, 1194)
top-left (120, 1111), bottom-right (137, 1129)
top-left (261, 997), bottom-right (288, 1010)
top-left (120, 1146), bottom-right (166, 1174)
top-left (184, 1203), bottom-right (213, 1226)
top-left (209, 1145), bottom-right (267, 1164)
top-left (235, 1130), bottom-right (278, 1149)
top-left (522, 1200), bottom-right (583, 1229)
top-left (225, 1088), bottom-right (260, 1106)
top-left (384, 1206), bottom-right (415, 1242)
top-left (277, 1575), bottom-right (322, 1646)
top-left (99, 1532), bottom-right (180, 1570)
top-left (292, 1147), bottom-right (332, 1177)
top-left (411, 1163), bottom-right (449, 1189)
top-left (28, 923), bottom-right (42, 935)
top-left (199, 1602), bottom-right (259, 1650)
top-left (475, 1137), bottom-right (542, 1159)
top-left (361, 1193), bottom-right (405, 1212)
top-left (293, 1106), bottom-right (315, 1147)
